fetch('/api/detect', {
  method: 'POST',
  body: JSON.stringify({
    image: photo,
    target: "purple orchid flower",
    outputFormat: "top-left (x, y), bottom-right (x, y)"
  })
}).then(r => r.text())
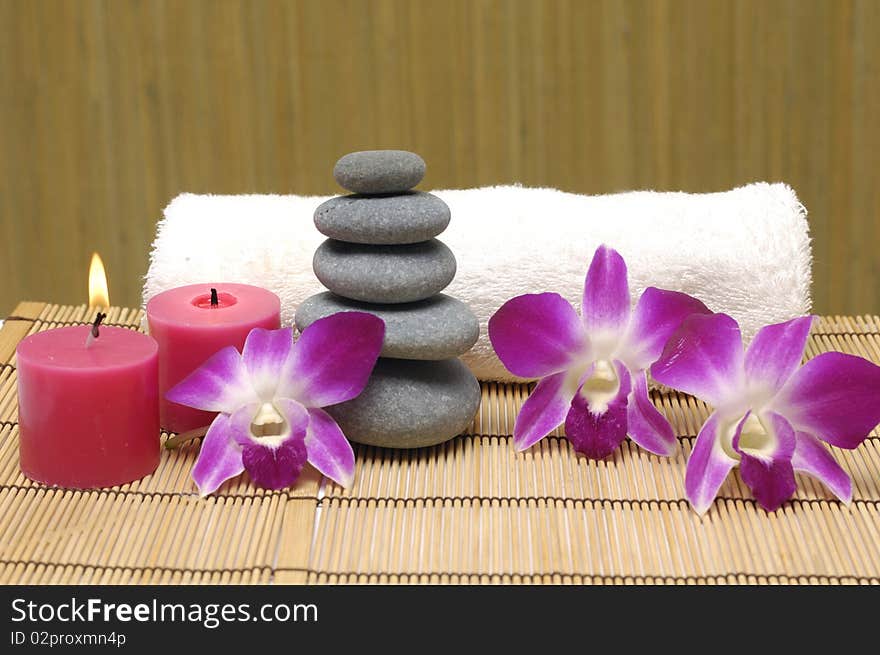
top-left (166, 313), bottom-right (384, 495)
top-left (488, 245), bottom-right (709, 458)
top-left (652, 313), bottom-right (880, 514)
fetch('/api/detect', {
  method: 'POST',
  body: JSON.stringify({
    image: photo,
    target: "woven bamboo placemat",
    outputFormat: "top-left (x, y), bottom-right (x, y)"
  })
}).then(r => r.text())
top-left (1, 302), bottom-right (879, 585)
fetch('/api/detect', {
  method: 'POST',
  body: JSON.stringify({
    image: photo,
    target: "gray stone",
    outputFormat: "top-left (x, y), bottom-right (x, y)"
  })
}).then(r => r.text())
top-left (326, 358), bottom-right (481, 448)
top-left (313, 238), bottom-right (456, 304)
top-left (333, 150), bottom-right (426, 194)
top-left (295, 292), bottom-right (479, 360)
top-left (314, 192), bottom-right (450, 245)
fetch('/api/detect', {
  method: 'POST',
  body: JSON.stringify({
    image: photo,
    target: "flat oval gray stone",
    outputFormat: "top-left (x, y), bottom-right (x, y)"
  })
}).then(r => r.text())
top-left (333, 150), bottom-right (426, 194)
top-left (313, 238), bottom-right (456, 304)
top-left (314, 192), bottom-right (450, 245)
top-left (326, 358), bottom-right (481, 448)
top-left (295, 292), bottom-right (479, 360)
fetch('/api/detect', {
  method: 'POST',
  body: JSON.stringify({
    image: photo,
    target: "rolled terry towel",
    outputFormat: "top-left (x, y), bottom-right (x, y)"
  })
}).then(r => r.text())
top-left (143, 183), bottom-right (811, 381)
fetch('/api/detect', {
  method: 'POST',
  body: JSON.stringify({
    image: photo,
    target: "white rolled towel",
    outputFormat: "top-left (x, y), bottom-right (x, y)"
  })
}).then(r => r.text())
top-left (143, 183), bottom-right (811, 381)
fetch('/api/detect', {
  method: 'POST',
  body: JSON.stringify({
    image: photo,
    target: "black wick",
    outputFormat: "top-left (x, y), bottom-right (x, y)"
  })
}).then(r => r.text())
top-left (210, 288), bottom-right (219, 308)
top-left (91, 312), bottom-right (107, 339)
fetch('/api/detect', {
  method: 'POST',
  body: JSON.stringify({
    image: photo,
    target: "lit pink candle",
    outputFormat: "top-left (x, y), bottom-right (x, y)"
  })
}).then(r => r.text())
top-left (146, 283), bottom-right (280, 433)
top-left (17, 322), bottom-right (160, 488)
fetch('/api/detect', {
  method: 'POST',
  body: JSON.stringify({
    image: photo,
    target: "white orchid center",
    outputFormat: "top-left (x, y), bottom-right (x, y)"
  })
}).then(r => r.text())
top-left (579, 359), bottom-right (620, 414)
top-left (721, 413), bottom-right (776, 463)
top-left (250, 402), bottom-right (289, 446)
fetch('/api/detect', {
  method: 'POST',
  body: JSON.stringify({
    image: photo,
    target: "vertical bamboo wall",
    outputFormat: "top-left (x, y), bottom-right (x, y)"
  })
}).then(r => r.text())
top-left (1, 0), bottom-right (877, 314)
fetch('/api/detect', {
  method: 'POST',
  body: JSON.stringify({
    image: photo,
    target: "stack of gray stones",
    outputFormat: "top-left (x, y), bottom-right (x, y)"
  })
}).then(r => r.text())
top-left (296, 150), bottom-right (481, 448)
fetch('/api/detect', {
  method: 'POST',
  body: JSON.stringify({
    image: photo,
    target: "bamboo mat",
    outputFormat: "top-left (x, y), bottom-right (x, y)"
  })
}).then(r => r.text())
top-left (1, 303), bottom-right (879, 585)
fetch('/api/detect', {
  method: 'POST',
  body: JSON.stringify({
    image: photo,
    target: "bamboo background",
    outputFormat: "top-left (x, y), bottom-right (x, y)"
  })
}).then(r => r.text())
top-left (1, 0), bottom-right (878, 315)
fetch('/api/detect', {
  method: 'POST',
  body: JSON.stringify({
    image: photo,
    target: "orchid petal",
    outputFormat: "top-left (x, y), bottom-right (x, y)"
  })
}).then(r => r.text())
top-left (513, 371), bottom-right (578, 451)
top-left (734, 412), bottom-right (797, 512)
top-left (744, 316), bottom-right (814, 399)
top-left (227, 398), bottom-right (310, 447)
top-left (564, 363), bottom-right (631, 459)
top-left (239, 399), bottom-right (309, 490)
top-left (282, 312), bottom-right (385, 407)
top-left (626, 370), bottom-right (677, 456)
top-left (241, 439), bottom-right (308, 491)
top-left (651, 313), bottom-right (745, 407)
top-left (582, 245), bottom-right (630, 340)
top-left (732, 411), bottom-right (796, 462)
top-left (739, 455), bottom-right (796, 513)
top-left (305, 407), bottom-right (356, 488)
top-left (166, 346), bottom-right (259, 413)
top-left (227, 402), bottom-right (261, 446)
top-left (242, 327), bottom-right (293, 401)
top-left (792, 431), bottom-right (853, 503)
top-left (488, 293), bottom-right (587, 378)
top-left (191, 414), bottom-right (244, 496)
top-left (685, 412), bottom-right (738, 514)
top-left (773, 352), bottom-right (880, 449)
top-left (619, 288), bottom-right (710, 371)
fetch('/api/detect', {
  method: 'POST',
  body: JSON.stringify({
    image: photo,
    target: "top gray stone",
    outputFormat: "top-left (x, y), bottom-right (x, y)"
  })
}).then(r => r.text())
top-left (333, 150), bottom-right (426, 194)
top-left (314, 192), bottom-right (450, 245)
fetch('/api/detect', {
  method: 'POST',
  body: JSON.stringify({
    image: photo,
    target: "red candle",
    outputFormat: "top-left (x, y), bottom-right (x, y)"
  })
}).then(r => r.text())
top-left (17, 324), bottom-right (160, 488)
top-left (146, 283), bottom-right (281, 433)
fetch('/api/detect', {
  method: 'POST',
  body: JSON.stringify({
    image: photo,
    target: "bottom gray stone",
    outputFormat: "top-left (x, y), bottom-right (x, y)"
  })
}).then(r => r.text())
top-left (326, 358), bottom-right (481, 449)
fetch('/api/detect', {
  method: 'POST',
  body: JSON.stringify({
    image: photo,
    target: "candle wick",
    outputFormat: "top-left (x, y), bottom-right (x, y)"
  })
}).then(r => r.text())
top-left (210, 288), bottom-right (219, 308)
top-left (85, 312), bottom-right (107, 348)
top-left (92, 312), bottom-right (107, 337)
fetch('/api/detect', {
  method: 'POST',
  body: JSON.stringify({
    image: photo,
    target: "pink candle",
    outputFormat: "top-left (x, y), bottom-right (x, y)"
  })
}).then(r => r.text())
top-left (146, 283), bottom-right (281, 433)
top-left (17, 325), bottom-right (160, 488)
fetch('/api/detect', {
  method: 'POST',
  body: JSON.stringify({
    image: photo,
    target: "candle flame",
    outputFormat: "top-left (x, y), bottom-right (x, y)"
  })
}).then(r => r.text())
top-left (88, 252), bottom-right (110, 309)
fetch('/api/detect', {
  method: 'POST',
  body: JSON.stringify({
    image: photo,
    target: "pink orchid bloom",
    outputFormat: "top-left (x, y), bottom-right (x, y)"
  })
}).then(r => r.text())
top-left (488, 245), bottom-right (709, 458)
top-left (652, 313), bottom-right (880, 514)
top-left (167, 313), bottom-right (384, 495)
